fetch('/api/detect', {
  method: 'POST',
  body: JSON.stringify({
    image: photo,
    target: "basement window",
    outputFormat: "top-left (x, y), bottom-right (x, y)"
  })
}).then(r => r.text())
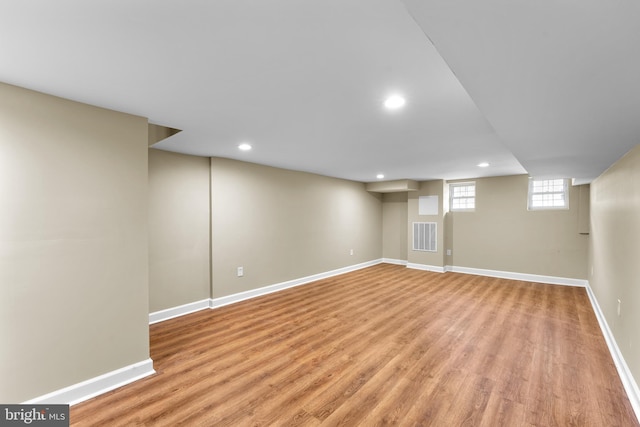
top-left (528, 178), bottom-right (569, 210)
top-left (450, 182), bottom-right (475, 212)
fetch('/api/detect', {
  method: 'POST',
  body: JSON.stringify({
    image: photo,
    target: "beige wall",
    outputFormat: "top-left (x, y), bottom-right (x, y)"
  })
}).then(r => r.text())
top-left (387, 175), bottom-right (588, 279)
top-left (407, 180), bottom-right (446, 268)
top-left (382, 192), bottom-right (408, 260)
top-left (590, 143), bottom-right (640, 385)
top-left (148, 149), bottom-right (211, 312)
top-left (148, 124), bottom-right (181, 146)
top-left (0, 83), bottom-right (150, 402)
top-left (210, 158), bottom-right (382, 298)
top-left (450, 175), bottom-right (588, 279)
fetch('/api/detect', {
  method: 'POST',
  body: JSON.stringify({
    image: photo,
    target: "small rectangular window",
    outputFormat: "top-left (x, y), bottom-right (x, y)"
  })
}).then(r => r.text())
top-left (528, 178), bottom-right (569, 210)
top-left (450, 182), bottom-right (475, 211)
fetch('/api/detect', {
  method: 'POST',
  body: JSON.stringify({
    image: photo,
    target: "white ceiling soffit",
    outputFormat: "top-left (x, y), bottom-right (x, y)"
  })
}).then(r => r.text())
top-left (402, 0), bottom-right (640, 183)
top-left (0, 0), bottom-right (527, 183)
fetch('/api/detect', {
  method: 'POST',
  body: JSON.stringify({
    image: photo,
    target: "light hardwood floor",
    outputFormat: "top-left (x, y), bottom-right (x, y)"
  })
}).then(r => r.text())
top-left (71, 264), bottom-right (639, 426)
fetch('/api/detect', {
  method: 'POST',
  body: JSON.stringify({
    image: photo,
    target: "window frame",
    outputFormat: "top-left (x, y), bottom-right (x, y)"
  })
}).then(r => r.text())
top-left (527, 178), bottom-right (569, 210)
top-left (449, 181), bottom-right (476, 212)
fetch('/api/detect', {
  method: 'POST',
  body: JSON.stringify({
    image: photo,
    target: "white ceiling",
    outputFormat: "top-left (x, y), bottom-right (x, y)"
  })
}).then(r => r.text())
top-left (2, 0), bottom-right (639, 184)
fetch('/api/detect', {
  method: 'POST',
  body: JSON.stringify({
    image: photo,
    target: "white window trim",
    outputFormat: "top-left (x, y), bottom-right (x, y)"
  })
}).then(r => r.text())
top-left (450, 181), bottom-right (476, 212)
top-left (527, 178), bottom-right (570, 210)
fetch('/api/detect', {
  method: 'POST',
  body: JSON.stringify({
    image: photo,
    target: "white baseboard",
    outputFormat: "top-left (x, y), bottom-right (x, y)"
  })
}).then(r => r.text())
top-left (382, 261), bottom-right (586, 287)
top-left (211, 259), bottom-right (382, 309)
top-left (381, 258), bottom-right (408, 266)
top-left (585, 285), bottom-right (640, 421)
top-left (149, 298), bottom-right (210, 324)
top-left (406, 262), bottom-right (446, 273)
top-left (449, 266), bottom-right (588, 287)
top-left (23, 358), bottom-right (155, 406)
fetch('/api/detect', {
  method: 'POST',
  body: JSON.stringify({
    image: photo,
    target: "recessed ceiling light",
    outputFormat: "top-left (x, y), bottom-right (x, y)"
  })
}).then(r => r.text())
top-left (376, 174), bottom-right (385, 179)
top-left (477, 162), bottom-right (490, 168)
top-left (384, 95), bottom-right (405, 110)
top-left (238, 143), bottom-right (252, 151)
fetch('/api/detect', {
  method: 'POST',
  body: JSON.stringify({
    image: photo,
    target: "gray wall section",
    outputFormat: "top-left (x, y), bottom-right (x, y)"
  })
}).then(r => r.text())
top-left (589, 143), bottom-right (640, 391)
top-left (379, 175), bottom-right (588, 279)
top-left (449, 175), bottom-right (588, 279)
top-left (382, 192), bottom-right (408, 260)
top-left (0, 83), bottom-right (150, 402)
top-left (407, 181), bottom-right (446, 268)
top-left (148, 149), bottom-right (211, 312)
top-left (210, 158), bottom-right (382, 298)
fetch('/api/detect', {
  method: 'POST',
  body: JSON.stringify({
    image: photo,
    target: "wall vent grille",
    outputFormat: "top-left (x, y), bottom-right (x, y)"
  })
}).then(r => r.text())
top-left (413, 222), bottom-right (437, 252)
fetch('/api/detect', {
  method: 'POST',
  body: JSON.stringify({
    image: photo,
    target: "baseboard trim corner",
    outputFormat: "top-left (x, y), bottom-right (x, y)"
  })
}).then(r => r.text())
top-left (210, 259), bottom-right (383, 309)
top-left (585, 285), bottom-right (640, 421)
top-left (23, 358), bottom-right (155, 406)
top-left (149, 299), bottom-right (210, 324)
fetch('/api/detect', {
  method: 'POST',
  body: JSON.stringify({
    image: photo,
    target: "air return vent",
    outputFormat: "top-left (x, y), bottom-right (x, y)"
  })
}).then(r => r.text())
top-left (413, 222), bottom-right (437, 252)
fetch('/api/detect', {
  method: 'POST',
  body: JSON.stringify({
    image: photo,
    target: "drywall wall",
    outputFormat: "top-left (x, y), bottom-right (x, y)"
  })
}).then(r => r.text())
top-left (366, 180), bottom-right (419, 193)
top-left (450, 175), bottom-right (588, 279)
top-left (148, 149), bottom-right (211, 312)
top-left (382, 192), bottom-right (408, 260)
top-left (210, 158), bottom-right (382, 298)
top-left (444, 211), bottom-right (453, 266)
top-left (589, 143), bottom-right (640, 387)
top-left (0, 83), bottom-right (150, 402)
top-left (407, 180), bottom-right (446, 269)
top-left (148, 123), bottom-right (181, 146)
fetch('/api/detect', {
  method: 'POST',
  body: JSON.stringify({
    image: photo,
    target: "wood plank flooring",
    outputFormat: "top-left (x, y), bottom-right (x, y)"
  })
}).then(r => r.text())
top-left (71, 264), bottom-right (639, 426)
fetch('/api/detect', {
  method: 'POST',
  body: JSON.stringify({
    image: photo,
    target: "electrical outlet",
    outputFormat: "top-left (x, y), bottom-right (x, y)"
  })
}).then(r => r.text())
top-left (237, 267), bottom-right (244, 277)
top-left (350, 249), bottom-right (354, 255)
top-left (446, 249), bottom-right (452, 256)
top-left (617, 299), bottom-right (621, 316)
